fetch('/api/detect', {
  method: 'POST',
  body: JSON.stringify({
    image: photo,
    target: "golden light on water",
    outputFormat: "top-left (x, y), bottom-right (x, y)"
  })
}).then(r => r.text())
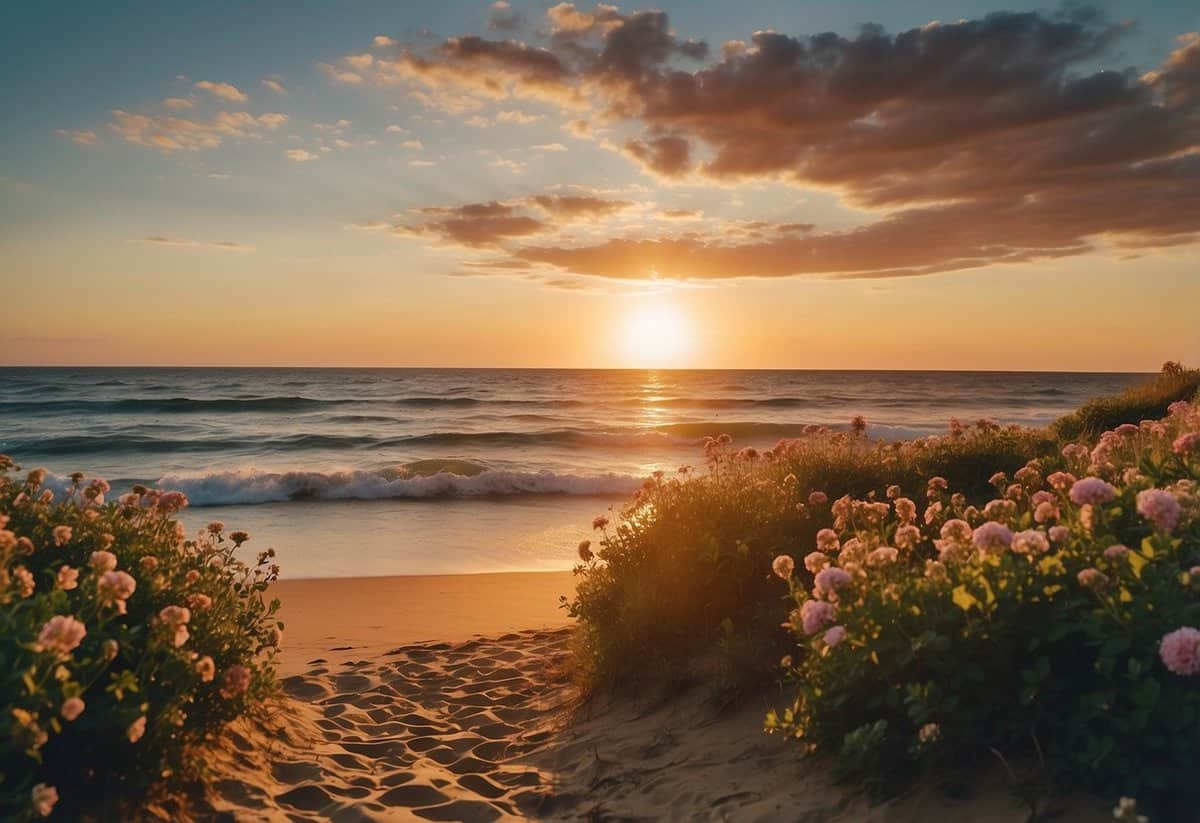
top-left (618, 301), bottom-right (692, 368)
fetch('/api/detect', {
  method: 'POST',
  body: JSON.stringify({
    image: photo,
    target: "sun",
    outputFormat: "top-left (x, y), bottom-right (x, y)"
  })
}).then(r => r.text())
top-left (619, 301), bottom-right (692, 368)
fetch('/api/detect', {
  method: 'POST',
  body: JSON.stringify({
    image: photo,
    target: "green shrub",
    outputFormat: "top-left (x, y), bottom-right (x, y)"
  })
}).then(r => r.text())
top-left (767, 399), bottom-right (1200, 816)
top-left (1052, 362), bottom-right (1200, 442)
top-left (565, 422), bottom-right (1053, 690)
top-left (0, 462), bottom-right (281, 820)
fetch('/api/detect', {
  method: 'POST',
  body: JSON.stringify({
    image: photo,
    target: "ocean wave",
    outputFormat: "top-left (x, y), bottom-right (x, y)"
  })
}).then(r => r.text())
top-left (0, 396), bottom-right (349, 415)
top-left (156, 466), bottom-right (644, 506)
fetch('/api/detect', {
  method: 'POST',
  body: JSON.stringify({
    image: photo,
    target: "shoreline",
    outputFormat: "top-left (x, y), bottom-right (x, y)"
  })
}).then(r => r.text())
top-left (273, 570), bottom-right (576, 675)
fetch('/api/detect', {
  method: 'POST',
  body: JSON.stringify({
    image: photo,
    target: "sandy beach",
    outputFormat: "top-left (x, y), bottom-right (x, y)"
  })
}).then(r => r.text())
top-left (172, 571), bottom-right (1112, 822)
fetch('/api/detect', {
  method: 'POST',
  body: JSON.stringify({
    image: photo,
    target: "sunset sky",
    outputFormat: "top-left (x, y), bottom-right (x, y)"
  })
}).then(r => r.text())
top-left (3, 1), bottom-right (1199, 370)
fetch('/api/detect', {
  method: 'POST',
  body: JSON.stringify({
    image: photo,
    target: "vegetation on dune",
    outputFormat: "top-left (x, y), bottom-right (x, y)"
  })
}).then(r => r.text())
top-left (1052, 361), bottom-right (1200, 442)
top-left (0, 466), bottom-right (281, 820)
top-left (566, 364), bottom-right (1200, 813)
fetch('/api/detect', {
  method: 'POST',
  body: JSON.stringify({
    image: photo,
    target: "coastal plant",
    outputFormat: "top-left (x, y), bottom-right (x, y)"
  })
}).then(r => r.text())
top-left (766, 399), bottom-right (1200, 814)
top-left (1052, 362), bottom-right (1200, 441)
top-left (566, 420), bottom-right (1052, 689)
top-left (0, 461), bottom-right (282, 820)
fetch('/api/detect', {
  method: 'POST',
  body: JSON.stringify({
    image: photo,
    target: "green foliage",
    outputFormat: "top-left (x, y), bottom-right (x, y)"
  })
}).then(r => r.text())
top-left (1052, 363), bottom-right (1200, 442)
top-left (767, 400), bottom-right (1200, 815)
top-left (0, 463), bottom-right (281, 820)
top-left (565, 422), bottom-right (1052, 690)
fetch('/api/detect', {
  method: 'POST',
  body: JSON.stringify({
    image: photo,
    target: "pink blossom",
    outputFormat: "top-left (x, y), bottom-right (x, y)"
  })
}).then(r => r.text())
top-left (56, 565), bottom-right (78, 591)
top-left (800, 599), bottom-right (836, 634)
top-left (220, 664), bottom-right (252, 698)
top-left (804, 551), bottom-right (830, 574)
top-left (894, 497), bottom-right (917, 523)
top-left (972, 522), bottom-right (1014, 556)
top-left (823, 625), bottom-right (847, 647)
top-left (61, 697), bottom-right (85, 721)
top-left (90, 550), bottom-right (117, 573)
top-left (894, 524), bottom-right (921, 550)
top-left (1160, 627), bottom-right (1200, 676)
top-left (772, 554), bottom-right (795, 579)
top-left (591, 515), bottom-right (609, 530)
top-left (1077, 568), bottom-right (1109, 590)
top-left (127, 715), bottom-right (146, 743)
top-left (918, 722), bottom-right (941, 744)
top-left (53, 525), bottom-right (72, 546)
top-left (1137, 488), bottom-right (1182, 533)
top-left (867, 546), bottom-right (899, 567)
top-left (1047, 470), bottom-right (1077, 490)
top-left (96, 570), bottom-right (136, 614)
top-left (31, 784), bottom-right (58, 818)
top-left (813, 567), bottom-right (852, 600)
top-left (1034, 501), bottom-right (1058, 524)
top-left (816, 528), bottom-right (840, 553)
top-left (1011, 529), bottom-right (1049, 556)
top-left (1049, 525), bottom-right (1070, 544)
top-left (1069, 477), bottom-right (1117, 506)
top-left (38, 616), bottom-right (87, 655)
top-left (808, 490), bottom-right (828, 506)
top-left (1103, 544), bottom-right (1129, 560)
top-left (196, 656), bottom-right (216, 682)
top-left (13, 566), bottom-right (35, 598)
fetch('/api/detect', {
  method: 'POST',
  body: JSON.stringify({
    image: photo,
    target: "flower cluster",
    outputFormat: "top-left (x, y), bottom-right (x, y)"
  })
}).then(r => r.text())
top-left (0, 464), bottom-right (283, 819)
top-left (767, 399), bottom-right (1200, 811)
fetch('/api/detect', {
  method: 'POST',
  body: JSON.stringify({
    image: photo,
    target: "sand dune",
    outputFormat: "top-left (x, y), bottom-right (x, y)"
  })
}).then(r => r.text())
top-left (169, 573), bottom-right (1110, 821)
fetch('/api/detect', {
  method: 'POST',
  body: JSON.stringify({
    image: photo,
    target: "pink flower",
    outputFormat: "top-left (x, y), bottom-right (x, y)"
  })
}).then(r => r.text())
top-left (185, 569), bottom-right (201, 584)
top-left (591, 515), bottom-right (609, 530)
top-left (90, 550), bottom-right (117, 573)
top-left (1160, 627), bottom-right (1200, 676)
top-left (52, 525), bottom-right (72, 546)
top-left (867, 546), bottom-right (899, 567)
top-left (187, 592), bottom-right (213, 611)
top-left (13, 566), bottom-right (35, 598)
top-left (1047, 471), bottom-right (1077, 490)
top-left (220, 664), bottom-right (252, 699)
top-left (140, 556), bottom-right (159, 572)
top-left (127, 715), bottom-right (146, 743)
top-left (823, 625), bottom-right (846, 647)
top-left (1103, 544), bottom-right (1129, 560)
top-left (1168, 400), bottom-right (1192, 416)
top-left (1033, 501), bottom-right (1058, 524)
top-left (804, 551), bottom-right (830, 574)
top-left (800, 599), bottom-right (836, 634)
top-left (772, 554), bottom-right (795, 579)
top-left (1069, 477), bottom-right (1117, 506)
top-left (61, 697), bottom-right (85, 721)
top-left (31, 784), bottom-right (58, 818)
top-left (56, 565), bottom-right (79, 591)
top-left (1077, 568), bottom-right (1109, 590)
top-left (894, 524), bottom-right (921, 550)
top-left (1137, 488), bottom-right (1182, 533)
top-left (38, 616), bottom-right (87, 656)
top-left (1011, 529), bottom-right (1049, 556)
top-left (808, 491), bottom-right (828, 506)
top-left (1048, 525), bottom-right (1070, 544)
top-left (158, 605), bottom-right (191, 647)
top-left (196, 656), bottom-right (216, 682)
top-left (813, 567), bottom-right (852, 600)
top-left (918, 722), bottom-right (941, 744)
top-left (816, 528), bottom-right (840, 553)
top-left (894, 498), bottom-right (917, 523)
top-left (1170, 430), bottom-right (1198, 454)
top-left (972, 522), bottom-right (1013, 556)
top-left (156, 491), bottom-right (189, 512)
top-left (96, 570), bottom-right (136, 614)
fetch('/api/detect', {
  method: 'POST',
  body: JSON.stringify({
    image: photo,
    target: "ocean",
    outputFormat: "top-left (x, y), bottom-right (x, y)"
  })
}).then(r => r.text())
top-left (0, 368), bottom-right (1144, 578)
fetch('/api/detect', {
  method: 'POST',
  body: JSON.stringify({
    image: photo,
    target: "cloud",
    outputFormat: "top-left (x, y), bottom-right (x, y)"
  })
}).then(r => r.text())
top-left (410, 159), bottom-right (437, 167)
top-left (162, 97), bottom-right (195, 110)
top-left (401, 139), bottom-right (424, 149)
top-left (108, 109), bottom-right (288, 152)
top-left (489, 157), bottom-right (526, 174)
top-left (385, 124), bottom-right (408, 134)
top-left (261, 78), bottom-right (288, 94)
top-left (532, 142), bottom-right (568, 152)
top-left (496, 109), bottom-right (545, 124)
top-left (394, 192), bottom-right (636, 248)
top-left (207, 172), bottom-right (231, 180)
top-left (194, 80), bottom-right (248, 103)
top-left (488, 0), bottom-right (525, 32)
top-left (53, 129), bottom-right (98, 146)
top-left (141, 236), bottom-right (255, 252)
top-left (284, 149), bottom-right (318, 162)
top-left (369, 7), bottom-right (1200, 280)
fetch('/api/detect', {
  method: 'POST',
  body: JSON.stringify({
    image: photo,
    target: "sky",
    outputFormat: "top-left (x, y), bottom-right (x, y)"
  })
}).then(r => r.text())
top-left (1, 0), bottom-right (1198, 370)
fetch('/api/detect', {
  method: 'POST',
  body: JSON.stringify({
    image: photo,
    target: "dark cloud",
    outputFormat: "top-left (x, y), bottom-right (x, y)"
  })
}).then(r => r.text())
top-left (374, 5), bottom-right (1200, 279)
top-left (397, 193), bottom-right (635, 247)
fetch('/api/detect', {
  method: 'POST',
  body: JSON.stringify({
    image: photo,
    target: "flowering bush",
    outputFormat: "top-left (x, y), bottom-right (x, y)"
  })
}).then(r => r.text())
top-left (767, 399), bottom-right (1200, 814)
top-left (0, 461), bottom-right (281, 819)
top-left (566, 420), bottom-right (1053, 689)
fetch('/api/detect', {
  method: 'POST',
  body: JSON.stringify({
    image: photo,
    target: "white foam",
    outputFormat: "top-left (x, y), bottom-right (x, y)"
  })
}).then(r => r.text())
top-left (155, 468), bottom-right (645, 506)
